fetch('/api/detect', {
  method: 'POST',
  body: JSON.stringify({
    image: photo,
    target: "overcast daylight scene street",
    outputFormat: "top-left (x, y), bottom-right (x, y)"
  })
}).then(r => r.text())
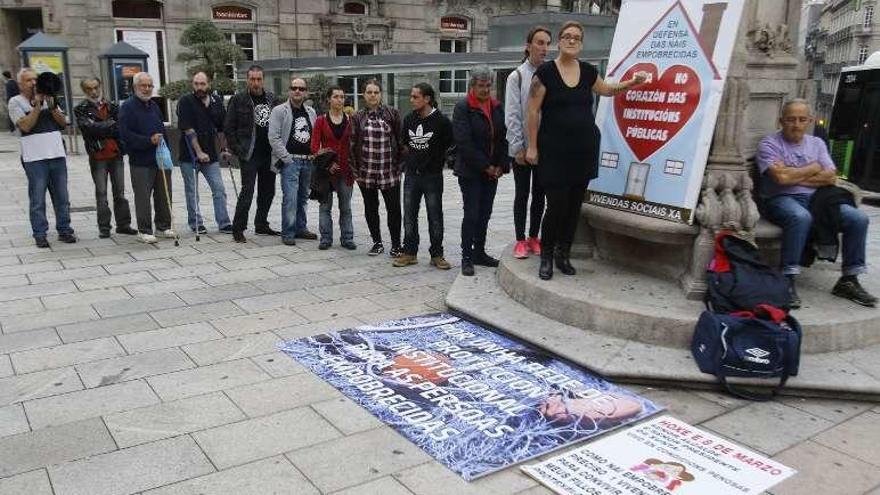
top-left (1, 0), bottom-right (880, 494)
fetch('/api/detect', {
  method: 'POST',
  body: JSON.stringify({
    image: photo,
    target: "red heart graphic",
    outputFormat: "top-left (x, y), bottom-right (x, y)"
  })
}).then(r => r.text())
top-left (613, 63), bottom-right (701, 162)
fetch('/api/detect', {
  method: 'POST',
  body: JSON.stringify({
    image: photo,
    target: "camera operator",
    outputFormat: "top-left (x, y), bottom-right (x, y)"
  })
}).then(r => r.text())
top-left (8, 68), bottom-right (76, 248)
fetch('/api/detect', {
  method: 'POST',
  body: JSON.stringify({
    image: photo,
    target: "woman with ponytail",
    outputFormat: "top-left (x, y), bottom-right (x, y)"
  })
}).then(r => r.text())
top-left (506, 26), bottom-right (552, 260)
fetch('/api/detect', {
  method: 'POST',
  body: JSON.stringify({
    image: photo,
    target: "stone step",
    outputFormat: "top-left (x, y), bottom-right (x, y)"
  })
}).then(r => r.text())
top-left (497, 247), bottom-right (880, 354)
top-left (445, 263), bottom-right (880, 401)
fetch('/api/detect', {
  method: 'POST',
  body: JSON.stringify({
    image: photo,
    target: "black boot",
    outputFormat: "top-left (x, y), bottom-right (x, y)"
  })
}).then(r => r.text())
top-left (786, 274), bottom-right (801, 309)
top-left (555, 244), bottom-right (576, 275)
top-left (539, 252), bottom-right (554, 280)
top-left (461, 257), bottom-right (475, 276)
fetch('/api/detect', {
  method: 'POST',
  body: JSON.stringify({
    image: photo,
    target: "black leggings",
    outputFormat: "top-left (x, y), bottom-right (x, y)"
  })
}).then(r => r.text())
top-left (541, 184), bottom-right (585, 254)
top-left (513, 164), bottom-right (545, 240)
top-left (359, 183), bottom-right (401, 248)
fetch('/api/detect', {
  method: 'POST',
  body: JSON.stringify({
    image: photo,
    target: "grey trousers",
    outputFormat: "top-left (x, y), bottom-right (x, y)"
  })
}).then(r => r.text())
top-left (89, 157), bottom-right (132, 232)
top-left (129, 165), bottom-right (172, 234)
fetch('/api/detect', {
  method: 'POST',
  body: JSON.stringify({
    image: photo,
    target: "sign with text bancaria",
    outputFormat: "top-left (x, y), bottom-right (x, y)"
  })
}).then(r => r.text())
top-left (589, 0), bottom-right (745, 224)
top-left (523, 415), bottom-right (796, 494)
top-left (279, 314), bottom-right (661, 480)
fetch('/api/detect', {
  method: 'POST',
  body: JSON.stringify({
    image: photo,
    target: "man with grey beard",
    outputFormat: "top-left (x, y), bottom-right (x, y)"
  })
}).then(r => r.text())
top-left (75, 77), bottom-right (137, 238)
top-left (118, 72), bottom-right (176, 244)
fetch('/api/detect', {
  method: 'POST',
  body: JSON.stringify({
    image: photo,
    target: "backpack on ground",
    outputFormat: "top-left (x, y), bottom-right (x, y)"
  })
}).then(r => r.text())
top-left (705, 231), bottom-right (790, 313)
top-left (692, 304), bottom-right (802, 401)
top-left (695, 231), bottom-right (801, 400)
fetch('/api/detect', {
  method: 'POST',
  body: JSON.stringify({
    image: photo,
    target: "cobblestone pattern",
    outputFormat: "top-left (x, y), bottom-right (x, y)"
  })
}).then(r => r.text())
top-left (0, 134), bottom-right (878, 494)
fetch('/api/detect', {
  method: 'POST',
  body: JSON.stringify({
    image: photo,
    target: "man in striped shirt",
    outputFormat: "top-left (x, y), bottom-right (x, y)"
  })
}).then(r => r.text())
top-left (9, 68), bottom-right (76, 248)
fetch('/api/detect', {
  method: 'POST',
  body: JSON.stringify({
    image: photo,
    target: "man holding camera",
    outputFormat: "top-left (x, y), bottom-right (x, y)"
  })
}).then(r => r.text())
top-left (75, 77), bottom-right (137, 239)
top-left (9, 68), bottom-right (76, 248)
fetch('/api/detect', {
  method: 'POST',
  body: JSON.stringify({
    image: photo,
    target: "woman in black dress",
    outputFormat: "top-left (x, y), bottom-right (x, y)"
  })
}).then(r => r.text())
top-left (525, 21), bottom-right (647, 280)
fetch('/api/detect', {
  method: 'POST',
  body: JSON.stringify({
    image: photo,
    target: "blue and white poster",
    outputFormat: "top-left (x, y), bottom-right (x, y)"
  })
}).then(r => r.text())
top-left (589, 0), bottom-right (745, 224)
top-left (279, 313), bottom-right (661, 480)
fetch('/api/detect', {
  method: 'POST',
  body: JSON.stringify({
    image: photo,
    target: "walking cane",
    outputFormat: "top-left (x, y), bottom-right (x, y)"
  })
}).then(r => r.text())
top-left (157, 138), bottom-right (179, 247)
top-left (183, 133), bottom-right (203, 242)
top-left (223, 152), bottom-right (239, 198)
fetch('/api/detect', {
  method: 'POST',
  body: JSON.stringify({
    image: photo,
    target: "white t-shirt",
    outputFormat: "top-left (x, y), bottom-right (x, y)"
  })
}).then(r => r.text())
top-left (9, 95), bottom-right (66, 163)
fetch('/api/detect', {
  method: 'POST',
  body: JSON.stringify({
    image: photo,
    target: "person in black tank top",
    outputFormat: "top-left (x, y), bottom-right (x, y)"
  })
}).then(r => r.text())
top-left (526, 21), bottom-right (648, 280)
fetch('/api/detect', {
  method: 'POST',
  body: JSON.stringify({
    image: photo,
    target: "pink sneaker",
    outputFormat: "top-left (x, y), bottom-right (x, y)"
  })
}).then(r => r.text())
top-left (527, 237), bottom-right (542, 255)
top-left (513, 240), bottom-right (529, 259)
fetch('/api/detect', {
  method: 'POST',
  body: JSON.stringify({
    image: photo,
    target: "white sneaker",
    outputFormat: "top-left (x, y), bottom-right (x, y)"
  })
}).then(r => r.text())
top-left (156, 229), bottom-right (176, 239)
top-left (137, 232), bottom-right (158, 244)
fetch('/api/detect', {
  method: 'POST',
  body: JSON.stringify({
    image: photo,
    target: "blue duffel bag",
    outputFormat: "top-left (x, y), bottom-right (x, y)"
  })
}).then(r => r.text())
top-left (691, 304), bottom-right (802, 401)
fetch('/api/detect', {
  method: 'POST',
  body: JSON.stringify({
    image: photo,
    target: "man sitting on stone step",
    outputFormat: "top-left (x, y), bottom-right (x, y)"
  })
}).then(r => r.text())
top-left (756, 98), bottom-right (876, 309)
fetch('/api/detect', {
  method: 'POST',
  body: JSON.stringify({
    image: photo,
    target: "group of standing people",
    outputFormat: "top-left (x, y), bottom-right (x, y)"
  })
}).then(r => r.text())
top-left (9, 20), bottom-right (648, 283)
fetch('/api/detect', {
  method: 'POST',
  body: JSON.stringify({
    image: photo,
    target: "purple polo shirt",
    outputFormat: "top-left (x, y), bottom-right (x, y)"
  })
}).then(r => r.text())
top-left (756, 131), bottom-right (836, 197)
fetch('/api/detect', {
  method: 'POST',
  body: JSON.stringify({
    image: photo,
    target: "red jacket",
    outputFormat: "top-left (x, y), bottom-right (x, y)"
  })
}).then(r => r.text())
top-left (311, 113), bottom-right (353, 186)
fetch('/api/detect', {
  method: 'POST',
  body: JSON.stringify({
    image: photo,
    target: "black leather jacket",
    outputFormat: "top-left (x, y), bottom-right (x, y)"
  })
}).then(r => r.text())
top-left (223, 89), bottom-right (276, 160)
top-left (74, 99), bottom-right (121, 157)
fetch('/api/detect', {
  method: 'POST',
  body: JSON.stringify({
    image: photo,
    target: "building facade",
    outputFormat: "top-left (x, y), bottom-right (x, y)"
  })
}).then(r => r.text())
top-left (805, 0), bottom-right (878, 121)
top-left (1, 0), bottom-right (620, 120)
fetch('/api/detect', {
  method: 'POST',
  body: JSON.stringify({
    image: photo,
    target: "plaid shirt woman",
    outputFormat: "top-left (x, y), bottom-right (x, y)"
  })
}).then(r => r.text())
top-left (350, 104), bottom-right (402, 189)
top-left (349, 80), bottom-right (405, 257)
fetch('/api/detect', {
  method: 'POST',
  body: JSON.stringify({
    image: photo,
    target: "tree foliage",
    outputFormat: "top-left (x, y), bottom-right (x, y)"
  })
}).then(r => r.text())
top-left (159, 21), bottom-right (244, 100)
top-left (307, 73), bottom-right (333, 114)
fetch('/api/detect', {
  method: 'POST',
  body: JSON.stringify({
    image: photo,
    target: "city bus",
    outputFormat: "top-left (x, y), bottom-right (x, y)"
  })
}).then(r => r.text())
top-left (828, 51), bottom-right (880, 191)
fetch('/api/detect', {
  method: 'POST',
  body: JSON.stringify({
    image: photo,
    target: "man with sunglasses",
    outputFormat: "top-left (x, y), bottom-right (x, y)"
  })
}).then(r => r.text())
top-left (757, 99), bottom-right (875, 308)
top-left (268, 76), bottom-right (318, 245)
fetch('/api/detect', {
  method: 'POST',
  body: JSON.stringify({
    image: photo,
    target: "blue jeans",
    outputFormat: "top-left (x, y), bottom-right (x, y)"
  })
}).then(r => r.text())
top-left (403, 172), bottom-right (444, 257)
top-left (23, 157), bottom-right (73, 239)
top-left (319, 174), bottom-right (354, 244)
top-left (280, 158), bottom-right (312, 240)
top-left (179, 161), bottom-right (231, 230)
top-left (763, 193), bottom-right (868, 276)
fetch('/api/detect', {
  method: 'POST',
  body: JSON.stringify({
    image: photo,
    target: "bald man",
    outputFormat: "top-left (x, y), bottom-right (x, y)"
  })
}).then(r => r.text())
top-left (757, 99), bottom-right (875, 308)
top-left (176, 71), bottom-right (232, 235)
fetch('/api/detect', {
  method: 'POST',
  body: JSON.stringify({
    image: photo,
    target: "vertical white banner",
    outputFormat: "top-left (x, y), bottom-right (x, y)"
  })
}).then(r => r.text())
top-left (588, 0), bottom-right (745, 224)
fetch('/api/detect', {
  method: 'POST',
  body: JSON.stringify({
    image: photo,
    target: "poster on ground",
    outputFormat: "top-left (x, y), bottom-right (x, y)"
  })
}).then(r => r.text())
top-left (279, 313), bottom-right (661, 480)
top-left (588, 0), bottom-right (745, 224)
top-left (523, 415), bottom-right (796, 495)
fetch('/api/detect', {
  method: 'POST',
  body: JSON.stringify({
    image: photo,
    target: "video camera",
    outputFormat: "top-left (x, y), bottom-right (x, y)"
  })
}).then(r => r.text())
top-left (36, 72), bottom-right (63, 110)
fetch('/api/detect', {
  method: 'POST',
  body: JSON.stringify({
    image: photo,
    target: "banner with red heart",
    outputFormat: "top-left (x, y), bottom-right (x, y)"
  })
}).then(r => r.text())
top-left (613, 63), bottom-right (701, 162)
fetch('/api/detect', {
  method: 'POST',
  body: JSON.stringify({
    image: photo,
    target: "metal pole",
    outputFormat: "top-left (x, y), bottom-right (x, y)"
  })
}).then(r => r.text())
top-left (159, 167), bottom-right (179, 247)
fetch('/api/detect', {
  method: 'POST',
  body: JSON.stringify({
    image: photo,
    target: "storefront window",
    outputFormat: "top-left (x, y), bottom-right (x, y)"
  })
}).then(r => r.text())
top-left (335, 43), bottom-right (379, 110)
top-left (439, 39), bottom-right (469, 94)
top-left (343, 2), bottom-right (368, 15)
top-left (111, 0), bottom-right (162, 19)
top-left (225, 32), bottom-right (255, 79)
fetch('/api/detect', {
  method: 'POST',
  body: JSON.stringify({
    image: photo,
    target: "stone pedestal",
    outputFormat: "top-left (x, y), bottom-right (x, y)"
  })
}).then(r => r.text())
top-left (449, 0), bottom-right (880, 399)
top-left (580, 0), bottom-right (806, 298)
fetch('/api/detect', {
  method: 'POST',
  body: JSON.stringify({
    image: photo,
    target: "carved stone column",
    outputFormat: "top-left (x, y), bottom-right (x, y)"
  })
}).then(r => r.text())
top-left (683, 0), bottom-right (804, 298)
top-left (682, 76), bottom-right (758, 297)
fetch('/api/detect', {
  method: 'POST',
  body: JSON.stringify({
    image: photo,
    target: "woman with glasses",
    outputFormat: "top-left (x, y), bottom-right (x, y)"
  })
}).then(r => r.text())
top-left (526, 21), bottom-right (647, 280)
top-left (350, 79), bottom-right (404, 257)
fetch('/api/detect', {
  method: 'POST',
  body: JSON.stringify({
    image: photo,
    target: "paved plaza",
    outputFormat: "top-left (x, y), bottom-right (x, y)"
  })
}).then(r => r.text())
top-left (0, 132), bottom-right (878, 494)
